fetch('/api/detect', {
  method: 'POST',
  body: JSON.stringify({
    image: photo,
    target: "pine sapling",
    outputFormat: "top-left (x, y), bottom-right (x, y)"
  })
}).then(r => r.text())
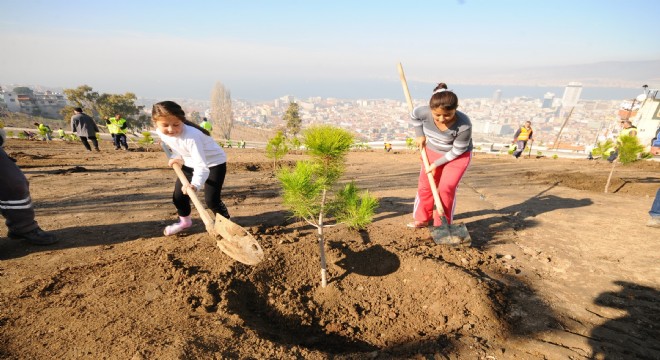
top-left (265, 130), bottom-right (289, 171)
top-left (277, 125), bottom-right (378, 287)
top-left (605, 135), bottom-right (645, 193)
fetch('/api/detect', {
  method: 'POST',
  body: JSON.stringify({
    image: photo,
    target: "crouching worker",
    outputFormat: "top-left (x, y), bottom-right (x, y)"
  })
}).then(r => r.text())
top-left (0, 133), bottom-right (57, 245)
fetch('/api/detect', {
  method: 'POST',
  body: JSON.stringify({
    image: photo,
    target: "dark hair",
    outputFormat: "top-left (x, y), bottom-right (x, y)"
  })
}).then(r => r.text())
top-left (151, 101), bottom-right (210, 136)
top-left (73, 107), bottom-right (83, 113)
top-left (429, 82), bottom-right (458, 110)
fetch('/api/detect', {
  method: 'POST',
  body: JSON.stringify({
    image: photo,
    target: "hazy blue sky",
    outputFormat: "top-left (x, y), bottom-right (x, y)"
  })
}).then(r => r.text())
top-left (1, 0), bottom-right (659, 100)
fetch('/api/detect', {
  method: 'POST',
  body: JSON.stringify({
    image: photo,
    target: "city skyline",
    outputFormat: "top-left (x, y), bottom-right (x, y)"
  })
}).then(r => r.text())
top-left (1, 0), bottom-right (659, 101)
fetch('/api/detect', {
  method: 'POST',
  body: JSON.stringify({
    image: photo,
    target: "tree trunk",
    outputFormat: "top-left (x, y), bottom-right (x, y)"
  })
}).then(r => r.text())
top-left (210, 82), bottom-right (233, 140)
top-left (318, 188), bottom-right (328, 287)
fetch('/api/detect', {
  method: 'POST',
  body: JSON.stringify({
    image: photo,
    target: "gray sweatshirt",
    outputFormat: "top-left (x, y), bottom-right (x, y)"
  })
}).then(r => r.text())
top-left (410, 106), bottom-right (473, 167)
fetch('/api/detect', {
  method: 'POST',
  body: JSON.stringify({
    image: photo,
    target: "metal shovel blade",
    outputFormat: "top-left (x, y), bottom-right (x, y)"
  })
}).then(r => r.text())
top-left (430, 218), bottom-right (472, 246)
top-left (213, 213), bottom-right (264, 266)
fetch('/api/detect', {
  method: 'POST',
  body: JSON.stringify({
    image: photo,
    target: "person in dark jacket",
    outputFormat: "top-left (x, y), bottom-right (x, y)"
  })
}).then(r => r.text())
top-left (71, 107), bottom-right (100, 151)
top-left (0, 133), bottom-right (57, 245)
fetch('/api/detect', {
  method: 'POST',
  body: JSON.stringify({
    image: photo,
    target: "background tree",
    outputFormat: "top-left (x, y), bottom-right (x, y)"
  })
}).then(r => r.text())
top-left (283, 102), bottom-right (302, 138)
top-left (210, 81), bottom-right (233, 140)
top-left (277, 125), bottom-right (378, 287)
top-left (96, 92), bottom-right (142, 131)
top-left (133, 114), bottom-right (151, 130)
top-left (62, 85), bottom-right (100, 120)
top-left (189, 111), bottom-right (202, 124)
top-left (12, 87), bottom-right (34, 96)
top-left (265, 130), bottom-right (289, 170)
top-left (60, 86), bottom-right (142, 132)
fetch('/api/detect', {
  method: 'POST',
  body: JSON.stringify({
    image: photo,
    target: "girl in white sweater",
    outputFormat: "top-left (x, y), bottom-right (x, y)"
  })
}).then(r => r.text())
top-left (153, 101), bottom-right (230, 236)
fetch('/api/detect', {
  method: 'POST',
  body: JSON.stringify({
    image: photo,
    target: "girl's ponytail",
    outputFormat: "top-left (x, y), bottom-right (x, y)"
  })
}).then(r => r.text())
top-left (183, 119), bottom-right (210, 136)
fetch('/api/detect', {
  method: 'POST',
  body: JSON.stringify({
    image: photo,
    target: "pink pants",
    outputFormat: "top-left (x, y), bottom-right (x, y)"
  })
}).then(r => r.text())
top-left (413, 149), bottom-right (471, 225)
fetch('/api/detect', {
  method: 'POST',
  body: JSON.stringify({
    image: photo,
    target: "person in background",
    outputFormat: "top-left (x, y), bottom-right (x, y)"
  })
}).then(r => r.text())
top-left (34, 122), bottom-right (53, 141)
top-left (152, 101), bottom-right (230, 236)
top-left (71, 107), bottom-right (100, 152)
top-left (384, 142), bottom-right (392, 152)
top-left (408, 82), bottom-right (473, 229)
top-left (648, 187), bottom-right (660, 228)
top-left (200, 117), bottom-right (213, 132)
top-left (0, 127), bottom-right (57, 245)
top-left (651, 126), bottom-right (660, 156)
top-left (107, 113), bottom-right (129, 150)
top-left (57, 127), bottom-right (65, 139)
top-left (607, 119), bottom-right (638, 163)
top-left (512, 121), bottom-right (533, 159)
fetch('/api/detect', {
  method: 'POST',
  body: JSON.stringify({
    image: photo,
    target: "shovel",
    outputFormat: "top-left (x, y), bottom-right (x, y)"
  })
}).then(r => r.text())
top-left (397, 62), bottom-right (472, 246)
top-left (161, 143), bottom-right (264, 265)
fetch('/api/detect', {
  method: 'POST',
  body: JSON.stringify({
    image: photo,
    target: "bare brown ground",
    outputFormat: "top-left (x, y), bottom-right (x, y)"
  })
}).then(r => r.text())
top-left (0, 139), bottom-right (658, 359)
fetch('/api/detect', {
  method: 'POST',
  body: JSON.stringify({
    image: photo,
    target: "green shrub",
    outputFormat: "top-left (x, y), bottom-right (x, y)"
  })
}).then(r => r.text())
top-left (405, 138), bottom-right (416, 150)
top-left (592, 139), bottom-right (614, 157)
top-left (617, 135), bottom-right (645, 164)
top-left (138, 131), bottom-right (154, 145)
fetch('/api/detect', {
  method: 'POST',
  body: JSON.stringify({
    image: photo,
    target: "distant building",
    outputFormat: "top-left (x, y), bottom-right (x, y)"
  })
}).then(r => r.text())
top-left (542, 92), bottom-right (555, 108)
top-left (561, 82), bottom-right (582, 108)
top-left (630, 89), bottom-right (660, 148)
top-left (0, 89), bottom-right (66, 119)
top-left (492, 89), bottom-right (502, 104)
top-left (1, 91), bottom-right (20, 112)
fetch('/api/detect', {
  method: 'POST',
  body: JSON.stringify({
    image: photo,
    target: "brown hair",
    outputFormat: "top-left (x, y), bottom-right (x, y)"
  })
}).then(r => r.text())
top-left (151, 101), bottom-right (210, 136)
top-left (429, 82), bottom-right (458, 110)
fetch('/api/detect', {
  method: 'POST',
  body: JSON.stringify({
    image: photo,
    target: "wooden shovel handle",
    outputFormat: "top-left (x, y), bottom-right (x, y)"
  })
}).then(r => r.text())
top-left (398, 62), bottom-right (447, 218)
top-left (170, 163), bottom-right (216, 229)
top-left (162, 144), bottom-right (215, 230)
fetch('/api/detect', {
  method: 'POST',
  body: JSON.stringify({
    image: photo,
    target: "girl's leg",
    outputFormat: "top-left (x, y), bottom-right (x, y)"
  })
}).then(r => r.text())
top-left (412, 148), bottom-right (445, 225)
top-left (172, 176), bottom-right (192, 217)
top-left (435, 151), bottom-right (471, 224)
top-left (413, 150), bottom-right (471, 226)
top-left (204, 163), bottom-right (230, 218)
top-left (165, 171), bottom-right (194, 236)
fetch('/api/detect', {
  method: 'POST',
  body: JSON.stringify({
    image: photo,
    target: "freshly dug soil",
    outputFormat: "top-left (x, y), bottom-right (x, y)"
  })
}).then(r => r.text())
top-left (1, 139), bottom-right (658, 359)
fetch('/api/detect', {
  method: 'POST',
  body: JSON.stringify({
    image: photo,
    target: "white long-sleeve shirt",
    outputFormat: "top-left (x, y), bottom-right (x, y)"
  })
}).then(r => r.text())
top-left (157, 125), bottom-right (227, 189)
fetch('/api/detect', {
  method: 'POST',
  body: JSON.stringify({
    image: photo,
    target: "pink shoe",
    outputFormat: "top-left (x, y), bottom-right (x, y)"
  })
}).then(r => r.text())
top-left (164, 216), bottom-right (192, 236)
top-left (406, 221), bottom-right (429, 228)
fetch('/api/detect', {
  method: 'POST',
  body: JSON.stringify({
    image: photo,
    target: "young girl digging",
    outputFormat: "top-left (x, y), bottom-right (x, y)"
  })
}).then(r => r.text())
top-left (152, 101), bottom-right (230, 236)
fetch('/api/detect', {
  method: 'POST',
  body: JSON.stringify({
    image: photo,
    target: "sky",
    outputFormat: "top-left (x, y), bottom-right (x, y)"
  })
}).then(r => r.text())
top-left (1, 0), bottom-right (659, 101)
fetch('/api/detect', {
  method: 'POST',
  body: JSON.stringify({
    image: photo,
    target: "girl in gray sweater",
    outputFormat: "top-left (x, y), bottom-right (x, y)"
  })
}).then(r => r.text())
top-left (408, 83), bottom-right (473, 228)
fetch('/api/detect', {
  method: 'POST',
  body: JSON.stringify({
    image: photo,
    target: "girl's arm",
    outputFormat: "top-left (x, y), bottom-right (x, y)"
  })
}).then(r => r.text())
top-left (410, 106), bottom-right (428, 148)
top-left (188, 139), bottom-right (211, 189)
top-left (432, 127), bottom-right (472, 168)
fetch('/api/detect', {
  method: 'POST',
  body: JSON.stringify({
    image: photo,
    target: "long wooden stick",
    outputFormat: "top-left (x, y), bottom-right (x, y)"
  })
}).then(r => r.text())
top-left (397, 63), bottom-right (451, 226)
